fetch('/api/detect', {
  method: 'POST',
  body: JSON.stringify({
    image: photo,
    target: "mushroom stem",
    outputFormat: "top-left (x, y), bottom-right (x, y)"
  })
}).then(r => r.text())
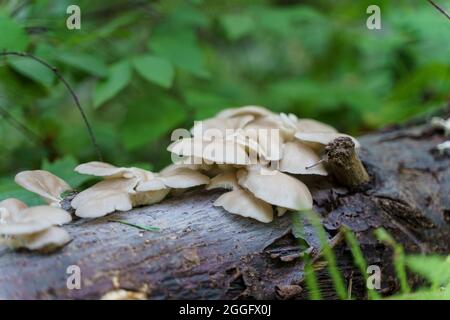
top-left (324, 137), bottom-right (369, 188)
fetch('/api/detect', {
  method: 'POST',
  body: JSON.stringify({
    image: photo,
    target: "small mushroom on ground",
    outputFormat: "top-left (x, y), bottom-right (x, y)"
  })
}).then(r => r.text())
top-left (0, 198), bottom-right (71, 251)
top-left (15, 170), bottom-right (71, 207)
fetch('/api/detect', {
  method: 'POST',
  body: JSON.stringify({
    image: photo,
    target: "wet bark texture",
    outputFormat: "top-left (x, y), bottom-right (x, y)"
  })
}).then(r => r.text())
top-left (0, 110), bottom-right (449, 300)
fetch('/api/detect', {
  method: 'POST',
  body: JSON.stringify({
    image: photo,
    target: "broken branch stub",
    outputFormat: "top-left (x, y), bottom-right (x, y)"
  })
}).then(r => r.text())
top-left (324, 137), bottom-right (370, 188)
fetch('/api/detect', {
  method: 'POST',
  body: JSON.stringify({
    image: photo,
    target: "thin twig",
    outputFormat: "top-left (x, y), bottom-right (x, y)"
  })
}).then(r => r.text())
top-left (427, 0), bottom-right (450, 20)
top-left (0, 104), bottom-right (44, 146)
top-left (0, 51), bottom-right (103, 160)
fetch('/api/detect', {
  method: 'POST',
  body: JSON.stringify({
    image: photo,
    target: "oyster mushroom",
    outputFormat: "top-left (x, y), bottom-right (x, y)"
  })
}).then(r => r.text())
top-left (168, 137), bottom-right (250, 165)
top-left (191, 115), bottom-right (255, 140)
top-left (72, 162), bottom-right (209, 218)
top-left (237, 166), bottom-right (313, 211)
top-left (0, 198), bottom-right (71, 251)
top-left (137, 167), bottom-right (209, 191)
top-left (278, 141), bottom-right (327, 176)
top-left (207, 171), bottom-right (274, 223)
top-left (216, 105), bottom-right (275, 119)
top-left (71, 178), bottom-right (139, 218)
top-left (295, 131), bottom-right (360, 148)
top-left (14, 170), bottom-right (71, 206)
top-left (214, 189), bottom-right (273, 223)
top-left (296, 118), bottom-right (338, 133)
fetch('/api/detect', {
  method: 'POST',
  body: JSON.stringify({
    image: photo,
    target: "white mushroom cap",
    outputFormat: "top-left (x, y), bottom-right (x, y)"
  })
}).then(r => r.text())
top-left (75, 162), bottom-right (135, 179)
top-left (214, 189), bottom-right (273, 223)
top-left (71, 178), bottom-right (138, 218)
top-left (206, 171), bottom-right (239, 191)
top-left (237, 167), bottom-right (313, 211)
top-left (131, 189), bottom-right (171, 207)
top-left (191, 115), bottom-right (254, 139)
top-left (167, 137), bottom-right (250, 165)
top-left (21, 226), bottom-right (71, 251)
top-left (159, 168), bottom-right (209, 189)
top-left (216, 105), bottom-right (275, 119)
top-left (0, 198), bottom-right (28, 219)
top-left (244, 115), bottom-right (294, 141)
top-left (161, 158), bottom-right (212, 174)
top-left (278, 141), bottom-right (328, 176)
top-left (294, 132), bottom-right (360, 149)
top-left (0, 206), bottom-right (71, 235)
top-left (137, 168), bottom-right (209, 191)
top-left (15, 170), bottom-right (71, 205)
top-left (296, 118), bottom-right (338, 133)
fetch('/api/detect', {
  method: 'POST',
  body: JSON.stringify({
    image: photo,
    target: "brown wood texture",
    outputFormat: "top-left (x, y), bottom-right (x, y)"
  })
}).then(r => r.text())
top-left (0, 113), bottom-right (449, 300)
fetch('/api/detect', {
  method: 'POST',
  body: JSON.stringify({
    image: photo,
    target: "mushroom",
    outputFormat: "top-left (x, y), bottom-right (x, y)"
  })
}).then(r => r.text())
top-left (216, 105), bottom-right (275, 119)
top-left (294, 132), bottom-right (360, 151)
top-left (75, 161), bottom-right (152, 180)
top-left (206, 171), bottom-right (240, 191)
top-left (168, 137), bottom-right (250, 165)
top-left (72, 162), bottom-right (209, 218)
top-left (191, 115), bottom-right (255, 140)
top-left (278, 141), bottom-right (327, 176)
top-left (206, 171), bottom-right (274, 223)
top-left (137, 167), bottom-right (210, 191)
top-left (14, 170), bottom-right (71, 206)
top-left (71, 178), bottom-right (138, 218)
top-left (237, 166), bottom-right (313, 211)
top-left (0, 198), bottom-right (72, 251)
top-left (296, 118), bottom-right (338, 133)
top-left (214, 189), bottom-right (273, 223)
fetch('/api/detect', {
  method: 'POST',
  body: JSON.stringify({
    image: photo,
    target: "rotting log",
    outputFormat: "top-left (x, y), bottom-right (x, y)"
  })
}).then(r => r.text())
top-left (0, 110), bottom-right (449, 300)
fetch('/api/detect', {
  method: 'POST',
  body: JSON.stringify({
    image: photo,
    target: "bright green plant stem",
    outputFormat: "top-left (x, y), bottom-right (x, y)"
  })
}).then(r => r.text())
top-left (298, 210), bottom-right (347, 300)
top-left (343, 227), bottom-right (380, 300)
top-left (375, 228), bottom-right (410, 294)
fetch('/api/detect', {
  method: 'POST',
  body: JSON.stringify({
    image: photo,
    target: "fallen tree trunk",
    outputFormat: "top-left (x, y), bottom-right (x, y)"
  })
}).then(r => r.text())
top-left (0, 111), bottom-right (449, 300)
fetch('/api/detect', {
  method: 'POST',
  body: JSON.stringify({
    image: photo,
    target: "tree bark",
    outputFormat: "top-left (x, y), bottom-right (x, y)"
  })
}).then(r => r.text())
top-left (0, 109), bottom-right (449, 300)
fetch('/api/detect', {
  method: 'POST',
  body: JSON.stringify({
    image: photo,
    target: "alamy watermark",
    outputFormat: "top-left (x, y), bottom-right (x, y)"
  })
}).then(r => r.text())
top-left (66, 5), bottom-right (81, 30)
top-left (66, 264), bottom-right (81, 290)
top-left (366, 5), bottom-right (382, 30)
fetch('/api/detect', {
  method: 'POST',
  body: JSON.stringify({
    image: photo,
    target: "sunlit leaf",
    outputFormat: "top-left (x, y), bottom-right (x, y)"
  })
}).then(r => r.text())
top-left (94, 60), bottom-right (132, 107)
top-left (220, 14), bottom-right (254, 40)
top-left (121, 95), bottom-right (187, 150)
top-left (133, 55), bottom-right (174, 88)
top-left (0, 14), bottom-right (28, 51)
top-left (42, 155), bottom-right (91, 188)
top-left (8, 57), bottom-right (54, 87)
top-left (58, 52), bottom-right (108, 77)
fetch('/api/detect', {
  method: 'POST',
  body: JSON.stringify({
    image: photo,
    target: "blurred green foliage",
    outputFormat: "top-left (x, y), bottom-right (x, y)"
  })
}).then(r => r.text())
top-left (0, 0), bottom-right (449, 198)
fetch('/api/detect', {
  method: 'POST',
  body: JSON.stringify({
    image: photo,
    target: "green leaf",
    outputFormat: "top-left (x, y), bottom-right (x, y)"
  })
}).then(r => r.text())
top-left (121, 95), bottom-right (187, 151)
top-left (42, 155), bottom-right (91, 188)
top-left (0, 177), bottom-right (43, 206)
top-left (0, 14), bottom-right (28, 51)
top-left (220, 14), bottom-right (254, 40)
top-left (149, 28), bottom-right (209, 78)
top-left (132, 55), bottom-right (174, 88)
top-left (58, 52), bottom-right (108, 77)
top-left (8, 57), bottom-right (54, 87)
top-left (94, 61), bottom-right (132, 107)
top-left (405, 255), bottom-right (450, 287)
top-left (109, 220), bottom-right (160, 232)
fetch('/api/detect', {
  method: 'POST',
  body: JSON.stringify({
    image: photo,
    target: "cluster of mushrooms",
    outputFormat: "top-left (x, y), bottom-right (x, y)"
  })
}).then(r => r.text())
top-left (0, 106), bottom-right (358, 252)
